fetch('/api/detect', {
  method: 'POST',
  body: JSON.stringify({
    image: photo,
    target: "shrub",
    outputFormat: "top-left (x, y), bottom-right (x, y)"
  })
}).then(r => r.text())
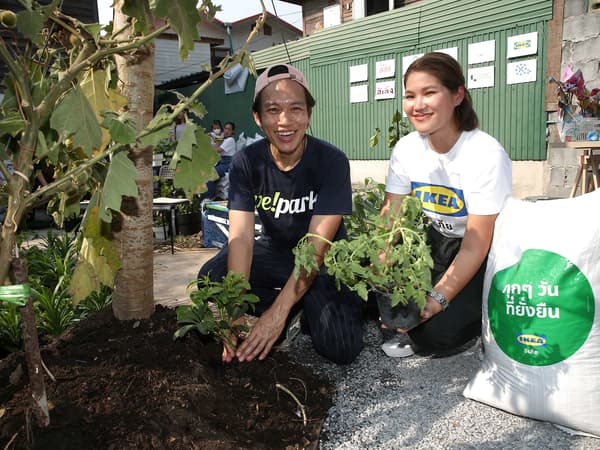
top-left (0, 231), bottom-right (113, 354)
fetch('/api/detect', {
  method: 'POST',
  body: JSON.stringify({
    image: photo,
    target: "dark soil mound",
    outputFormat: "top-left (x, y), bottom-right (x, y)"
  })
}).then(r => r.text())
top-left (0, 306), bottom-right (332, 449)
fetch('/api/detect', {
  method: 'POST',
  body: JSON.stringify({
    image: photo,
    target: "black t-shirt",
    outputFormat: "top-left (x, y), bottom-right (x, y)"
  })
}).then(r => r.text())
top-left (228, 135), bottom-right (352, 248)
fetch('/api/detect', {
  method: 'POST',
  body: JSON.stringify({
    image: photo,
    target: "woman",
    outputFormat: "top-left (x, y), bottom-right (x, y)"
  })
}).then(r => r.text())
top-left (381, 52), bottom-right (512, 356)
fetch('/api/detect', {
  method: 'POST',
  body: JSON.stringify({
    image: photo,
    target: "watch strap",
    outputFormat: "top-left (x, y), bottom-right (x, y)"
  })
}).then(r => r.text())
top-left (427, 289), bottom-right (449, 311)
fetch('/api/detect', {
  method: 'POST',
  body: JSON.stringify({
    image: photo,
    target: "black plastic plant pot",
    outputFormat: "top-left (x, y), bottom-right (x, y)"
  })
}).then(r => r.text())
top-left (176, 212), bottom-right (201, 235)
top-left (376, 293), bottom-right (422, 330)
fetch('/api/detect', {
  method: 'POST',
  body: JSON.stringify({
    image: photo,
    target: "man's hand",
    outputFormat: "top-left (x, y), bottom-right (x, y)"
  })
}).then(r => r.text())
top-left (236, 305), bottom-right (288, 362)
top-left (222, 332), bottom-right (238, 363)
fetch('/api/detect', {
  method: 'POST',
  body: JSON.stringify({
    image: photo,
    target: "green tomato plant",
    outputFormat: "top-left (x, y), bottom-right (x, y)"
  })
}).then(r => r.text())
top-left (294, 195), bottom-right (433, 308)
top-left (369, 109), bottom-right (410, 149)
top-left (174, 271), bottom-right (259, 350)
top-left (345, 177), bottom-right (385, 238)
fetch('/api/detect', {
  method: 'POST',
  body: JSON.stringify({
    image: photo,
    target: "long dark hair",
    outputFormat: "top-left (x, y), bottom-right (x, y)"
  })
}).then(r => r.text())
top-left (404, 52), bottom-right (479, 131)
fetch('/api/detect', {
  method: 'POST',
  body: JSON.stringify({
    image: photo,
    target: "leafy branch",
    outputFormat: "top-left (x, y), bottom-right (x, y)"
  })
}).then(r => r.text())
top-left (294, 196), bottom-right (433, 307)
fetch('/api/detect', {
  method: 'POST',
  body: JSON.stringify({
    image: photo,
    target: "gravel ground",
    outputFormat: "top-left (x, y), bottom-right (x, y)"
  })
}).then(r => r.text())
top-left (288, 320), bottom-right (599, 449)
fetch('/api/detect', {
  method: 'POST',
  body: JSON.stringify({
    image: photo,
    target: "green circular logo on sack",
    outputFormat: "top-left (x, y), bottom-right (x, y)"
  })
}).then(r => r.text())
top-left (488, 249), bottom-right (594, 366)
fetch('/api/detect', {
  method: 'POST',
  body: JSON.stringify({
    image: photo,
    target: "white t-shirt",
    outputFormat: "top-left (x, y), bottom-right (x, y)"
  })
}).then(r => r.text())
top-left (219, 136), bottom-right (237, 157)
top-left (386, 129), bottom-right (512, 238)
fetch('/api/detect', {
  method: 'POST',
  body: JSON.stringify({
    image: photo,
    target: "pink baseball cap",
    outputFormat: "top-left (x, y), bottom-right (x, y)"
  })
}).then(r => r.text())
top-left (253, 64), bottom-right (314, 104)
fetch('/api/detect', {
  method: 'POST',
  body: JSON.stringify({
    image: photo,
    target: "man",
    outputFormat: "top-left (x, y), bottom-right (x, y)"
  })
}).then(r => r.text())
top-left (198, 64), bottom-right (364, 365)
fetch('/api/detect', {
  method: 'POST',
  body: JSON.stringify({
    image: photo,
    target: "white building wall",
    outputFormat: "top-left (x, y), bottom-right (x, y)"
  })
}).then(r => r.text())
top-left (154, 39), bottom-right (211, 84)
top-left (349, 160), bottom-right (546, 200)
top-left (231, 22), bottom-right (301, 53)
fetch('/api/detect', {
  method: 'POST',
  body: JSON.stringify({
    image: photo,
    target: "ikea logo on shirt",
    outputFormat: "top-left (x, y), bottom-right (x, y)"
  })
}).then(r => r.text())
top-left (411, 182), bottom-right (467, 217)
top-left (255, 191), bottom-right (318, 218)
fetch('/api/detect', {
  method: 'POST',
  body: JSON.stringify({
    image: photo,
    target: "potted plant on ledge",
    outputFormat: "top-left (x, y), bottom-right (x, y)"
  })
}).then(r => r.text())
top-left (293, 194), bottom-right (433, 330)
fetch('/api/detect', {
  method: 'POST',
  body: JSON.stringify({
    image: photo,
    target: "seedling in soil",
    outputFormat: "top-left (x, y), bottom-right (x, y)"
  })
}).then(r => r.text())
top-left (174, 271), bottom-right (259, 349)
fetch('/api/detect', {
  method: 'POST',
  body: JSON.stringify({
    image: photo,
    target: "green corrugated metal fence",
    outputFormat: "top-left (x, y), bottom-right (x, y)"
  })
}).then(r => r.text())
top-left (201, 0), bottom-right (553, 161)
top-left (305, 20), bottom-right (548, 161)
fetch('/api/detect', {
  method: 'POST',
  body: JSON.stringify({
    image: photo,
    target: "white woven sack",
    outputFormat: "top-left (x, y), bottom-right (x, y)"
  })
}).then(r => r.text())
top-left (463, 189), bottom-right (600, 437)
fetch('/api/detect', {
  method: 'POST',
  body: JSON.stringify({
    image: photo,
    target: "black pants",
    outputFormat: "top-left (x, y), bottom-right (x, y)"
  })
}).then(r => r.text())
top-left (198, 238), bottom-right (364, 364)
top-left (408, 227), bottom-right (486, 353)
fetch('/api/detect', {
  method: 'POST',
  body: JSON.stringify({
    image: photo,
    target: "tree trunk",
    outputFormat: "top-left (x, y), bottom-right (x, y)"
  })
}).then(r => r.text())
top-left (12, 258), bottom-right (50, 429)
top-left (111, 0), bottom-right (155, 320)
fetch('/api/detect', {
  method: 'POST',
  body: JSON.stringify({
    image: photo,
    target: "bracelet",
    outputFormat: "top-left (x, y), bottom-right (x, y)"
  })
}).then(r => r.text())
top-left (427, 289), bottom-right (449, 311)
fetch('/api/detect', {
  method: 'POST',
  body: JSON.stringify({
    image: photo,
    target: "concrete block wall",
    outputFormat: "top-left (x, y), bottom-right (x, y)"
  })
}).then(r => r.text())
top-left (562, 0), bottom-right (600, 89)
top-left (546, 0), bottom-right (600, 198)
top-left (349, 159), bottom-right (571, 200)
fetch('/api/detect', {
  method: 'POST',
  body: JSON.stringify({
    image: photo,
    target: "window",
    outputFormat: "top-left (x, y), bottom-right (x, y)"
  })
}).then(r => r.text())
top-left (264, 23), bottom-right (272, 36)
top-left (366, 0), bottom-right (406, 17)
top-left (366, 0), bottom-right (388, 16)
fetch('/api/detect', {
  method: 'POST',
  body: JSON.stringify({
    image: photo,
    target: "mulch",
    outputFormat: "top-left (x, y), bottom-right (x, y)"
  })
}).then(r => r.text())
top-left (0, 306), bottom-right (333, 449)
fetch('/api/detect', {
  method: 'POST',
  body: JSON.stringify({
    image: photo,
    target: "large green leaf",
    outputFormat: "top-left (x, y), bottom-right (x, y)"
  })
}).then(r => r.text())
top-left (101, 112), bottom-right (137, 145)
top-left (123, 0), bottom-right (153, 35)
top-left (173, 132), bottom-right (218, 199)
top-left (98, 152), bottom-right (139, 222)
top-left (173, 121), bottom-right (197, 161)
top-left (50, 86), bottom-right (102, 156)
top-left (16, 10), bottom-right (44, 45)
top-left (0, 112), bottom-right (25, 137)
top-left (151, 0), bottom-right (201, 60)
top-left (69, 225), bottom-right (120, 304)
top-left (80, 69), bottom-right (128, 151)
top-left (187, 101), bottom-right (208, 121)
top-left (199, 0), bottom-right (222, 21)
top-left (82, 23), bottom-right (103, 44)
top-left (69, 261), bottom-right (99, 305)
top-left (139, 104), bottom-right (173, 147)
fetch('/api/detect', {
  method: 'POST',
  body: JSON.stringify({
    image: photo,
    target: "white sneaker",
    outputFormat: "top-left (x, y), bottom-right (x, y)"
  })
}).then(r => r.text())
top-left (381, 335), bottom-right (414, 358)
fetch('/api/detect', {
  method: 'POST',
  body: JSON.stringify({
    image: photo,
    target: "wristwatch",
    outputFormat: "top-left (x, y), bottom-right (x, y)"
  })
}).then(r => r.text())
top-left (427, 289), bottom-right (449, 311)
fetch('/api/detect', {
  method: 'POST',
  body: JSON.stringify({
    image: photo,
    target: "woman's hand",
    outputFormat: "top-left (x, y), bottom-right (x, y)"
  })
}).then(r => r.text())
top-left (380, 294), bottom-right (444, 333)
top-left (420, 295), bottom-right (444, 321)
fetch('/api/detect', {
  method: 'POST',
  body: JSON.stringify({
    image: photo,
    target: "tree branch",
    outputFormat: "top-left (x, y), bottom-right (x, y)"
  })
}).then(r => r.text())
top-left (36, 22), bottom-right (170, 123)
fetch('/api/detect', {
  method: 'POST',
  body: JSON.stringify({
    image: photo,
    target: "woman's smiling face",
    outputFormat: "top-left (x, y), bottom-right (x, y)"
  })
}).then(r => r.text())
top-left (253, 79), bottom-right (311, 157)
top-left (403, 70), bottom-right (464, 140)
